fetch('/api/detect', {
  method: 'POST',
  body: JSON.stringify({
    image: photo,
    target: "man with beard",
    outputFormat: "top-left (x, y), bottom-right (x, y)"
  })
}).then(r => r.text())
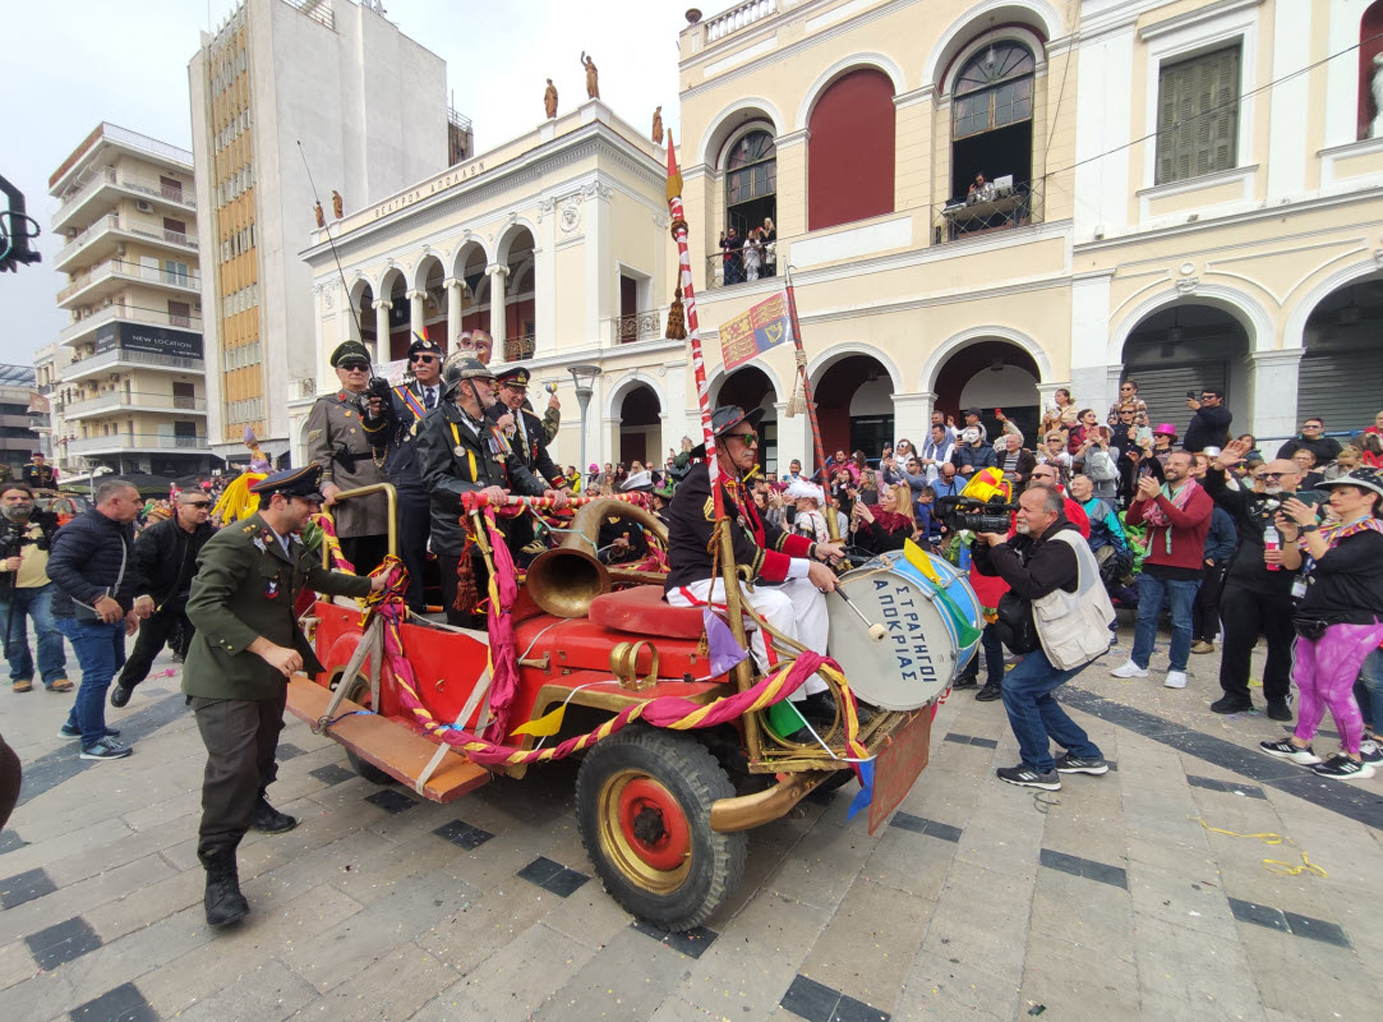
top-left (109, 490), bottom-right (216, 707)
top-left (1203, 440), bottom-right (1318, 718)
top-left (0, 484), bottom-right (67, 693)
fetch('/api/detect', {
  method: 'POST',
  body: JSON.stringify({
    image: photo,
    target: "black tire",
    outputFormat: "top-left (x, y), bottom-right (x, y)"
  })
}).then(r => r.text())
top-left (340, 676), bottom-right (393, 786)
top-left (575, 727), bottom-right (746, 932)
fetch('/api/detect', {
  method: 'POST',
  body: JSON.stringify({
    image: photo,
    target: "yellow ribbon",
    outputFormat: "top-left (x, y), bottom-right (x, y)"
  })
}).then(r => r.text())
top-left (1189, 816), bottom-right (1327, 878)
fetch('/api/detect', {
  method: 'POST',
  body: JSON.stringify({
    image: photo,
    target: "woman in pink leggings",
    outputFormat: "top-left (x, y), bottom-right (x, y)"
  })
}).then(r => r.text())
top-left (1259, 468), bottom-right (1383, 781)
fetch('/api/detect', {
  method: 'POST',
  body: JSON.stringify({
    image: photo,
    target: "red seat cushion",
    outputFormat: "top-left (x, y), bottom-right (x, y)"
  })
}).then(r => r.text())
top-left (588, 585), bottom-right (705, 639)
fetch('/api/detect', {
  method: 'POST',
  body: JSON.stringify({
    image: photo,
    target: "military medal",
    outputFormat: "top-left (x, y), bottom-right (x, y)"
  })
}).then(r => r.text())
top-left (454, 444), bottom-right (465, 456)
top-left (265, 579), bottom-right (280, 599)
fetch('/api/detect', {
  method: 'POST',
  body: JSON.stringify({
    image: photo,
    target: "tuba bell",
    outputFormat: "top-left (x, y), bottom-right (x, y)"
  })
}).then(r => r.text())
top-left (526, 498), bottom-right (669, 618)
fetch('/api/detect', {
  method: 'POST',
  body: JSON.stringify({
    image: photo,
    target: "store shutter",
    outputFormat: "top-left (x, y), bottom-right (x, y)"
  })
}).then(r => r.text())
top-left (1125, 361), bottom-right (1228, 436)
top-left (1156, 45), bottom-right (1239, 185)
top-left (1295, 352), bottom-right (1383, 434)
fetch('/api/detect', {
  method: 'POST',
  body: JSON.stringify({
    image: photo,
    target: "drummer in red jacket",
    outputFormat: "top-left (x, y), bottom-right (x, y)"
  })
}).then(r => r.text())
top-left (1111, 451), bottom-right (1213, 689)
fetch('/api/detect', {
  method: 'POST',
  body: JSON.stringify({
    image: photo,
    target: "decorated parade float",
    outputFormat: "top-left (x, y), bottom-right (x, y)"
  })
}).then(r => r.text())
top-left (285, 140), bottom-right (985, 931)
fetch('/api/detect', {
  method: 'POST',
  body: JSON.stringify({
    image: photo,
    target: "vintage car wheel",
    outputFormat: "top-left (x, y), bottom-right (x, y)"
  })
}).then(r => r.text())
top-left (339, 675), bottom-right (393, 786)
top-left (576, 727), bottom-right (746, 932)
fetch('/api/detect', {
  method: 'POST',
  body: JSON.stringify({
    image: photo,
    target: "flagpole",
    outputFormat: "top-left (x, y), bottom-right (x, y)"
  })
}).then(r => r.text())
top-left (783, 266), bottom-right (838, 541)
top-left (665, 133), bottom-right (763, 763)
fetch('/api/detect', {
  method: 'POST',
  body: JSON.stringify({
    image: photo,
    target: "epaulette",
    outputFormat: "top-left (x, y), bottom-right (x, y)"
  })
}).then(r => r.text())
top-left (241, 523), bottom-right (257, 533)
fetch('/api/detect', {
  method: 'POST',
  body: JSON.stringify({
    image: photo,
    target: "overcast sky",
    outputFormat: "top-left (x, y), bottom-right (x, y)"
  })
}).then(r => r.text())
top-left (0, 0), bottom-right (693, 368)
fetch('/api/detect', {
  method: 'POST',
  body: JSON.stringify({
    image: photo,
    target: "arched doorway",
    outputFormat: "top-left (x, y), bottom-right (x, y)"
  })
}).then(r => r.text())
top-left (1298, 274), bottom-right (1383, 431)
top-left (714, 365), bottom-right (777, 476)
top-left (813, 355), bottom-right (893, 458)
top-left (934, 341), bottom-right (1040, 443)
top-left (456, 244), bottom-right (489, 338)
top-left (351, 281), bottom-right (375, 353)
top-left (618, 384), bottom-right (661, 467)
top-left (501, 227), bottom-right (536, 361)
top-left (1120, 304), bottom-right (1250, 438)
top-left (379, 268), bottom-right (408, 360)
top-left (414, 254), bottom-right (447, 348)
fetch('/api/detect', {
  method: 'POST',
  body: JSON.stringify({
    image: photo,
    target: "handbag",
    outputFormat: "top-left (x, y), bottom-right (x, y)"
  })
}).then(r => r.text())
top-left (1292, 617), bottom-right (1329, 641)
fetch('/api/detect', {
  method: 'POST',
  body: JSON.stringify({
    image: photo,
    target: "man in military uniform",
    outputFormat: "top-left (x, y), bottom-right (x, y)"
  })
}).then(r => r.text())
top-left (305, 340), bottom-right (390, 575)
top-left (183, 465), bottom-right (385, 926)
top-left (366, 334), bottom-right (445, 611)
top-left (416, 355), bottom-right (566, 625)
top-left (665, 406), bottom-right (845, 719)
top-left (22, 453), bottom-right (56, 491)
top-left (494, 365), bottom-right (564, 491)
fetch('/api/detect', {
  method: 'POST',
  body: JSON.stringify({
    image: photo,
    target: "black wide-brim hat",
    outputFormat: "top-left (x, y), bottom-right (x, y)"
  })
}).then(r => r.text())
top-left (688, 404), bottom-right (766, 459)
top-left (1317, 466), bottom-right (1383, 499)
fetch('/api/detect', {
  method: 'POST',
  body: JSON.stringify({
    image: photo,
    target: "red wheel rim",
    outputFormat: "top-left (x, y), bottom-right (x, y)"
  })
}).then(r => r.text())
top-left (616, 777), bottom-right (690, 872)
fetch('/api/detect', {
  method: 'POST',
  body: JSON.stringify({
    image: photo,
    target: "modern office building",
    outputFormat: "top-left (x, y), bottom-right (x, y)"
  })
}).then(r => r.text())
top-left (187, 0), bottom-right (458, 466)
top-left (0, 365), bottom-right (43, 476)
top-left (47, 123), bottom-right (213, 479)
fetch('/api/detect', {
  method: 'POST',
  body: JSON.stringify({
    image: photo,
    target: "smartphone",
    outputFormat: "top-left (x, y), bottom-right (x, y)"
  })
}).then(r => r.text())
top-left (994, 407), bottom-right (1003, 417)
top-left (1186, 390), bottom-right (1197, 399)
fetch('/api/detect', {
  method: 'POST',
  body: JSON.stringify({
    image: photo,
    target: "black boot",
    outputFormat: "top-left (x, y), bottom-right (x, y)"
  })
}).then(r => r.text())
top-left (248, 796), bottom-right (298, 834)
top-left (204, 855), bottom-right (249, 927)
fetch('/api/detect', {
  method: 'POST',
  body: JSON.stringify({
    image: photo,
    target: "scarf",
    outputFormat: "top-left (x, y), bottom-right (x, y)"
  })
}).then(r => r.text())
top-left (1319, 516), bottom-right (1383, 549)
top-left (1142, 478), bottom-right (1199, 555)
top-left (872, 509), bottom-right (915, 534)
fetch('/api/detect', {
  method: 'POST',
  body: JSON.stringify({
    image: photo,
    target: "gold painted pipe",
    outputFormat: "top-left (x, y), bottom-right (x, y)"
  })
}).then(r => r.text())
top-left (318, 482), bottom-right (398, 568)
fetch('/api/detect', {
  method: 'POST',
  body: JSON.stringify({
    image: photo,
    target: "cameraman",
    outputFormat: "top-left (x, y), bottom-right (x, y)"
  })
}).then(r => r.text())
top-left (973, 486), bottom-right (1114, 790)
top-left (305, 340), bottom-right (391, 575)
top-left (0, 484), bottom-right (68, 694)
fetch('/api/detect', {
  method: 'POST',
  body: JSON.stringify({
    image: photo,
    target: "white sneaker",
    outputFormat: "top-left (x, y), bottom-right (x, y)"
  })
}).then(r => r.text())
top-left (1164, 671), bottom-right (1188, 689)
top-left (1110, 660), bottom-right (1149, 679)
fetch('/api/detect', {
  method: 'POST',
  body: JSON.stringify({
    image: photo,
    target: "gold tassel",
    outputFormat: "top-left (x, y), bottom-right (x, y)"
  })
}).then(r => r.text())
top-left (785, 349), bottom-right (809, 418)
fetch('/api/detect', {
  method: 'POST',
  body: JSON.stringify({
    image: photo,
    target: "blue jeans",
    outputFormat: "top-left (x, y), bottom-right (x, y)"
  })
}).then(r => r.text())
top-left (1000, 646), bottom-right (1101, 774)
top-left (55, 618), bottom-right (126, 749)
top-left (1355, 646), bottom-right (1383, 733)
top-left (1131, 573), bottom-right (1201, 672)
top-left (0, 583), bottom-right (67, 685)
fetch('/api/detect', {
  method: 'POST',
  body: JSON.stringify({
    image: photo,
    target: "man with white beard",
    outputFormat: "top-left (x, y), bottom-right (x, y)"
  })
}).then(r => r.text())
top-left (1203, 439), bottom-right (1322, 719)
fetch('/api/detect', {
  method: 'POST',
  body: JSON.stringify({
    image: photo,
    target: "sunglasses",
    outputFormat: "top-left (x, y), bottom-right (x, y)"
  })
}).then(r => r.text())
top-left (183, 500), bottom-right (212, 509)
top-left (410, 354), bottom-right (438, 364)
top-left (727, 431), bottom-right (759, 446)
top-left (1261, 471), bottom-right (1291, 479)
top-left (339, 361), bottom-right (369, 372)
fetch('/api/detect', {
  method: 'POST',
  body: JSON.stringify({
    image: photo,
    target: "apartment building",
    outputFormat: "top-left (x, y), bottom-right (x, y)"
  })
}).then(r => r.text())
top-left (47, 123), bottom-right (212, 479)
top-left (187, 0), bottom-right (456, 466)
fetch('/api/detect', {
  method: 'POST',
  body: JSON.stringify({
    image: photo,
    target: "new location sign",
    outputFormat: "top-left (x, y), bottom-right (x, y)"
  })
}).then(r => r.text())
top-left (719, 291), bottom-right (793, 371)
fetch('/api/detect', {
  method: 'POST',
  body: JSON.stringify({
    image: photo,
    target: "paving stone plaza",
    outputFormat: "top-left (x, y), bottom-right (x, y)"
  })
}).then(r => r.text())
top-left (2, 631), bottom-right (1380, 1022)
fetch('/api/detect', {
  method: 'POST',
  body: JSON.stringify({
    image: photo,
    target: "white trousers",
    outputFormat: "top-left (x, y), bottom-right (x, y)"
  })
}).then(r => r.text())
top-left (667, 576), bottom-right (829, 698)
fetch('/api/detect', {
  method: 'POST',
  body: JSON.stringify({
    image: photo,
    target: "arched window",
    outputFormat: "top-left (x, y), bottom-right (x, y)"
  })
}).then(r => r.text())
top-left (725, 129), bottom-right (776, 240)
top-left (1359, 2), bottom-right (1383, 140)
top-left (950, 42), bottom-right (1035, 201)
top-left (807, 68), bottom-right (896, 232)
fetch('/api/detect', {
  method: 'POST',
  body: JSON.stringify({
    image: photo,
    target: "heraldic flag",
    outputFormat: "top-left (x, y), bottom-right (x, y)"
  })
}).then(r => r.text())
top-left (719, 290), bottom-right (794, 371)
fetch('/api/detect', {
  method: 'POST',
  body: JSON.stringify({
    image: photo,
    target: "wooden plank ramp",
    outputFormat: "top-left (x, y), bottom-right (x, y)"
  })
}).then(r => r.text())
top-left (285, 676), bottom-right (491, 803)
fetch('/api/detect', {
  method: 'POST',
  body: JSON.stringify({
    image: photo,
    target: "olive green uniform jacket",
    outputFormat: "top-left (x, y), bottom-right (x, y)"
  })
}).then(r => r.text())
top-left (181, 513), bottom-right (372, 701)
top-left (305, 390), bottom-right (389, 538)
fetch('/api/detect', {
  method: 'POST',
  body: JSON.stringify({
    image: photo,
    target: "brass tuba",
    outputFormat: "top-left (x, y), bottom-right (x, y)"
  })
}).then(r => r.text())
top-left (525, 498), bottom-right (669, 618)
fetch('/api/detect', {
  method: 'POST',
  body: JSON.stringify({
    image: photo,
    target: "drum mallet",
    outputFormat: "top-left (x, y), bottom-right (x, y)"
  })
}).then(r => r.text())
top-left (834, 588), bottom-right (886, 642)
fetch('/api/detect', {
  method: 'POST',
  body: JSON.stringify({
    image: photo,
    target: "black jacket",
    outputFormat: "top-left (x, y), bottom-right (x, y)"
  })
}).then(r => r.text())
top-left (506, 408), bottom-right (563, 489)
top-left (1183, 405), bottom-right (1232, 453)
top-left (1275, 435), bottom-right (1342, 464)
top-left (972, 516), bottom-right (1081, 601)
top-left (47, 509), bottom-right (143, 619)
top-left (1296, 526), bottom-right (1383, 627)
top-left (365, 382), bottom-right (437, 496)
top-left (132, 517), bottom-right (217, 611)
top-left (415, 400), bottom-right (547, 555)
top-left (952, 443), bottom-right (999, 474)
top-left (1203, 467), bottom-right (1315, 596)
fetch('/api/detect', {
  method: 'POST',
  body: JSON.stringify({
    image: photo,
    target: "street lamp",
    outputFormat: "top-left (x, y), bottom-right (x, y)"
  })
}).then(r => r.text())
top-left (569, 364), bottom-right (602, 483)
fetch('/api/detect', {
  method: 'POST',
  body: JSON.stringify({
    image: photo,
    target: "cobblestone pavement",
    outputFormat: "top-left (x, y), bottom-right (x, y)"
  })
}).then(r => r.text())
top-left (2, 628), bottom-right (1380, 1022)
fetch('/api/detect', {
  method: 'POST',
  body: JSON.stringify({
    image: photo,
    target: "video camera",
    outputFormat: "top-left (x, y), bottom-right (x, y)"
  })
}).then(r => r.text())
top-left (935, 494), bottom-right (1019, 535)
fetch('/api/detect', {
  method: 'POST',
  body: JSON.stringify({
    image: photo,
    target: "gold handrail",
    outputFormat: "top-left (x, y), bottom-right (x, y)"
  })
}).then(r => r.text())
top-left (319, 482), bottom-right (398, 569)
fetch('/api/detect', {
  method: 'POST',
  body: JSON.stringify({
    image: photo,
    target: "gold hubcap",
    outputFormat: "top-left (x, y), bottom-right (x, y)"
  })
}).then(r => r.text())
top-left (595, 769), bottom-right (692, 894)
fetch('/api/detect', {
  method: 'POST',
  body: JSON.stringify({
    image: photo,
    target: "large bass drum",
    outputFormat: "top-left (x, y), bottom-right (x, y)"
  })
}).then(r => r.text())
top-left (827, 549), bottom-right (983, 711)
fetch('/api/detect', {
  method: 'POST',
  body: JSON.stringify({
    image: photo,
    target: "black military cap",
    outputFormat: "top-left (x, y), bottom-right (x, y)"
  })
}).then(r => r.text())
top-left (330, 340), bottom-right (372, 367)
top-left (408, 333), bottom-right (443, 359)
top-left (249, 464), bottom-right (325, 502)
top-left (495, 364), bottom-right (530, 388)
top-left (687, 404), bottom-right (766, 458)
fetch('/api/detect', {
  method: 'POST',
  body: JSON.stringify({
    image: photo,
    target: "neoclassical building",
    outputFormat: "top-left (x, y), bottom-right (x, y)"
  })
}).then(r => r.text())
top-left (304, 0), bottom-right (1383, 474)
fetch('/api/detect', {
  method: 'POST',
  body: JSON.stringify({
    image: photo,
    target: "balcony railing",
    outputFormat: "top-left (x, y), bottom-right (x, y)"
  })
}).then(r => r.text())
top-left (500, 334), bottom-right (536, 363)
top-left (703, 250), bottom-right (782, 290)
top-left (705, 0), bottom-right (777, 41)
top-left (56, 214), bottom-right (198, 265)
top-left (65, 432), bottom-right (210, 455)
top-left (613, 311), bottom-right (663, 343)
top-left (56, 167), bottom-right (195, 220)
top-left (58, 258), bottom-right (200, 303)
top-left (63, 392), bottom-right (208, 418)
top-left (66, 348), bottom-right (206, 377)
top-left (61, 304), bottom-right (203, 346)
top-left (934, 179), bottom-right (1045, 244)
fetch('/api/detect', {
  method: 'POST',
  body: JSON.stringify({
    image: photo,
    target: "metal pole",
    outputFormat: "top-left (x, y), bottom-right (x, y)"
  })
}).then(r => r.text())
top-left (576, 386), bottom-right (592, 481)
